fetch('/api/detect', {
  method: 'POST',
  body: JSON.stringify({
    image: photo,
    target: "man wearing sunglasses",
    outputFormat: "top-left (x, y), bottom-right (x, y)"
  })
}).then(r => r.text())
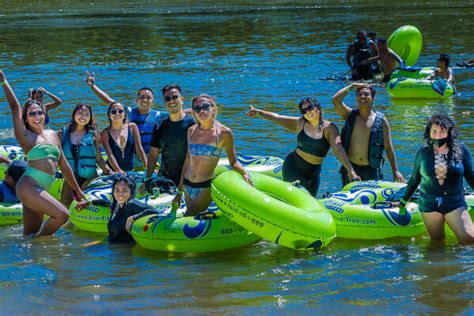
top-left (85, 72), bottom-right (168, 169)
top-left (346, 31), bottom-right (379, 80)
top-left (332, 83), bottom-right (405, 187)
top-left (141, 84), bottom-right (195, 193)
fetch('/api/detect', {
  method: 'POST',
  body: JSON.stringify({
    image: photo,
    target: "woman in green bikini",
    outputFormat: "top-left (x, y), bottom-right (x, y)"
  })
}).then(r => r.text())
top-left (0, 70), bottom-right (86, 236)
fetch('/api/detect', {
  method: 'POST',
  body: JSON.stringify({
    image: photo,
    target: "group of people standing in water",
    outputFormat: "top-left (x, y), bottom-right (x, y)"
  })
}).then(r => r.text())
top-left (0, 66), bottom-right (473, 245)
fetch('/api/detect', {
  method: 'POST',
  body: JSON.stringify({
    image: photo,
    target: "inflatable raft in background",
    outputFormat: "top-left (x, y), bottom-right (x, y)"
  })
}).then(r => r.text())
top-left (390, 66), bottom-right (434, 79)
top-left (0, 203), bottom-right (23, 226)
top-left (212, 171), bottom-right (336, 250)
top-left (386, 77), bottom-right (455, 99)
top-left (388, 25), bottom-right (423, 66)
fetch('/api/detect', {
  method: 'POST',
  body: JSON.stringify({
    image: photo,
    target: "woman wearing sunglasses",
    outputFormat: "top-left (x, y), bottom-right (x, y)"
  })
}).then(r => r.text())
top-left (27, 86), bottom-right (62, 125)
top-left (100, 102), bottom-right (147, 173)
top-left (246, 98), bottom-right (360, 197)
top-left (176, 94), bottom-right (252, 216)
top-left (0, 70), bottom-right (86, 236)
top-left (57, 103), bottom-right (113, 207)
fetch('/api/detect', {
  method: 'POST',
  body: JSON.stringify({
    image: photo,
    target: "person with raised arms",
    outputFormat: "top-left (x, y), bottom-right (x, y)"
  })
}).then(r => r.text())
top-left (0, 70), bottom-right (86, 236)
top-left (332, 83), bottom-right (405, 187)
top-left (398, 114), bottom-right (474, 245)
top-left (140, 84), bottom-right (195, 194)
top-left (57, 103), bottom-right (113, 207)
top-left (176, 94), bottom-right (251, 216)
top-left (85, 71), bottom-right (167, 169)
top-left (100, 102), bottom-right (147, 173)
top-left (27, 87), bottom-right (62, 125)
top-left (247, 97), bottom-right (360, 197)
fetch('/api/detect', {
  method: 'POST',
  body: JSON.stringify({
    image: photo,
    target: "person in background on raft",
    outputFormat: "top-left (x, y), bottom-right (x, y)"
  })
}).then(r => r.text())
top-left (0, 70), bottom-right (86, 236)
top-left (375, 38), bottom-right (404, 83)
top-left (100, 102), bottom-right (147, 173)
top-left (57, 103), bottom-right (114, 208)
top-left (85, 72), bottom-right (168, 170)
top-left (332, 83), bottom-right (405, 187)
top-left (426, 54), bottom-right (455, 86)
top-left (0, 160), bottom-right (27, 204)
top-left (456, 58), bottom-right (474, 68)
top-left (27, 87), bottom-right (62, 125)
top-left (246, 98), bottom-right (360, 197)
top-left (176, 94), bottom-right (252, 217)
top-left (140, 84), bottom-right (195, 194)
top-left (367, 31), bottom-right (377, 42)
top-left (398, 114), bottom-right (474, 245)
top-left (346, 30), bottom-right (379, 80)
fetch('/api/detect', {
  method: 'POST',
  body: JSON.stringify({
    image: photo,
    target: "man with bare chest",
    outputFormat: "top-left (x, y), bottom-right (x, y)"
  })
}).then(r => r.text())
top-left (376, 38), bottom-right (403, 83)
top-left (332, 83), bottom-right (405, 186)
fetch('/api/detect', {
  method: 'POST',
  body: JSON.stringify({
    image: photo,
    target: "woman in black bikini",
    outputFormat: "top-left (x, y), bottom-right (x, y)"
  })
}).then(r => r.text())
top-left (247, 97), bottom-right (359, 197)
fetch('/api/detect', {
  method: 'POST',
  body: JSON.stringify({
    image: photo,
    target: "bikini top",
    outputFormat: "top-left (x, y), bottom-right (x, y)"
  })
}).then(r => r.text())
top-left (27, 143), bottom-right (61, 161)
top-left (188, 124), bottom-right (224, 159)
top-left (296, 121), bottom-right (330, 158)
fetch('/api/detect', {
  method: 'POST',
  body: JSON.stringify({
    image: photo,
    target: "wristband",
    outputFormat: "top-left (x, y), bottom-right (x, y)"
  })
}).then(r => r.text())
top-left (0, 81), bottom-right (6, 86)
top-left (399, 198), bottom-right (408, 206)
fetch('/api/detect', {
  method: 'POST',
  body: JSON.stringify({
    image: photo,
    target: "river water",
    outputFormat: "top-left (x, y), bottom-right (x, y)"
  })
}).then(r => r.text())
top-left (0, 1), bottom-right (473, 314)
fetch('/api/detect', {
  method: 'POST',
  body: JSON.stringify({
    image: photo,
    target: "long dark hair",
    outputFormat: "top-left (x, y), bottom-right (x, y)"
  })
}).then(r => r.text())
top-left (423, 114), bottom-right (462, 161)
top-left (111, 173), bottom-right (136, 205)
top-left (22, 100), bottom-right (45, 131)
top-left (69, 103), bottom-right (96, 132)
top-left (298, 97), bottom-right (324, 130)
top-left (107, 101), bottom-right (127, 126)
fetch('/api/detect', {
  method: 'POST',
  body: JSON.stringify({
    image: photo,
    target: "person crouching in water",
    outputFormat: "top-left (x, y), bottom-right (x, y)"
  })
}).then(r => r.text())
top-left (58, 103), bottom-right (113, 207)
top-left (108, 174), bottom-right (157, 242)
top-left (176, 94), bottom-right (252, 217)
top-left (0, 160), bottom-right (27, 204)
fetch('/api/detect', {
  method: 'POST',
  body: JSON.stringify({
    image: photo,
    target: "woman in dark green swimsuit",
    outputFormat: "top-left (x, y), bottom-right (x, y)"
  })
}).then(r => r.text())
top-left (400, 114), bottom-right (474, 244)
top-left (247, 97), bottom-right (359, 197)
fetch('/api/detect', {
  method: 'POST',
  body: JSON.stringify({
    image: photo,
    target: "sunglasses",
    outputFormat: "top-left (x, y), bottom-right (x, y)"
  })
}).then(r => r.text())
top-left (193, 103), bottom-right (213, 113)
top-left (301, 104), bottom-right (316, 114)
top-left (27, 110), bottom-right (45, 117)
top-left (164, 95), bottom-right (180, 102)
top-left (111, 109), bottom-right (125, 115)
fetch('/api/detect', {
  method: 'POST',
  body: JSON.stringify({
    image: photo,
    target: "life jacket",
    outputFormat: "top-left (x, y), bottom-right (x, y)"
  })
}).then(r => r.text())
top-left (0, 181), bottom-right (19, 204)
top-left (128, 108), bottom-right (165, 154)
top-left (341, 109), bottom-right (385, 169)
top-left (352, 39), bottom-right (373, 67)
top-left (61, 126), bottom-right (98, 179)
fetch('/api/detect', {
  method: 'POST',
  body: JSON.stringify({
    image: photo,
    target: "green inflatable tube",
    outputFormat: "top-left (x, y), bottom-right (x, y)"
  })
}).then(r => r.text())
top-left (0, 203), bottom-right (23, 226)
top-left (212, 171), bottom-right (336, 250)
top-left (390, 66), bottom-right (434, 80)
top-left (131, 204), bottom-right (260, 253)
top-left (386, 77), bottom-right (455, 99)
top-left (388, 25), bottom-right (423, 66)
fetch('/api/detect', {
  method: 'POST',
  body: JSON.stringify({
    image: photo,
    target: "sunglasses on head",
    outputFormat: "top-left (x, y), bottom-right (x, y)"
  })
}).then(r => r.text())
top-left (164, 95), bottom-right (180, 102)
top-left (28, 110), bottom-right (45, 117)
top-left (301, 104), bottom-right (316, 114)
top-left (111, 109), bottom-right (125, 115)
top-left (193, 103), bottom-right (213, 113)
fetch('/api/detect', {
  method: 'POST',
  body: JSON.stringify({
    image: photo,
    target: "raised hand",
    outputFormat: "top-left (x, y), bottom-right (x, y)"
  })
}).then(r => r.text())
top-left (246, 104), bottom-right (259, 118)
top-left (85, 71), bottom-right (95, 87)
top-left (0, 70), bottom-right (6, 82)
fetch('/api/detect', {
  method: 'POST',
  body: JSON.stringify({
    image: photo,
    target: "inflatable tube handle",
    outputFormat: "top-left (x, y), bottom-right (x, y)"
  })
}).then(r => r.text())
top-left (194, 211), bottom-right (218, 220)
top-left (371, 201), bottom-right (394, 209)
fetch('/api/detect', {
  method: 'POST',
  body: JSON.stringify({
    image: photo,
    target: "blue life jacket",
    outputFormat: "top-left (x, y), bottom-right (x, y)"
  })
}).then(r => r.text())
top-left (0, 181), bottom-right (19, 204)
top-left (341, 109), bottom-right (385, 169)
top-left (127, 108), bottom-right (166, 154)
top-left (61, 126), bottom-right (98, 179)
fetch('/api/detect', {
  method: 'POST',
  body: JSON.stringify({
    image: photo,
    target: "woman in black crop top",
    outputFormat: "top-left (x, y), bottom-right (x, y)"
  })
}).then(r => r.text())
top-left (400, 114), bottom-right (474, 244)
top-left (247, 97), bottom-right (360, 197)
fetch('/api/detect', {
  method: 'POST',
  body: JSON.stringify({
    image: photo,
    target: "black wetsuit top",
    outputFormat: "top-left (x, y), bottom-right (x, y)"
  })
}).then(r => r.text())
top-left (108, 199), bottom-right (156, 243)
top-left (402, 144), bottom-right (474, 201)
top-left (149, 115), bottom-right (195, 185)
top-left (296, 122), bottom-right (330, 157)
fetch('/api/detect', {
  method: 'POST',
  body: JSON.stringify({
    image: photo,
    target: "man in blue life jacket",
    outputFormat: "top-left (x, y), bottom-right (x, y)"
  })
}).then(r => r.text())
top-left (346, 31), bottom-right (379, 80)
top-left (85, 72), bottom-right (168, 169)
top-left (140, 84), bottom-right (196, 193)
top-left (0, 160), bottom-right (27, 204)
top-left (332, 83), bottom-right (405, 187)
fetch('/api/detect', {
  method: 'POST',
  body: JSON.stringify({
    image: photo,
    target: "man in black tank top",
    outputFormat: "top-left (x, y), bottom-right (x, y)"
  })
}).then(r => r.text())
top-left (143, 85), bottom-right (195, 190)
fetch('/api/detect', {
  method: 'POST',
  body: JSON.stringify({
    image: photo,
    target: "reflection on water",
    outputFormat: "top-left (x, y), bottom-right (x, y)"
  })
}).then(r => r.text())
top-left (0, 1), bottom-right (473, 314)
